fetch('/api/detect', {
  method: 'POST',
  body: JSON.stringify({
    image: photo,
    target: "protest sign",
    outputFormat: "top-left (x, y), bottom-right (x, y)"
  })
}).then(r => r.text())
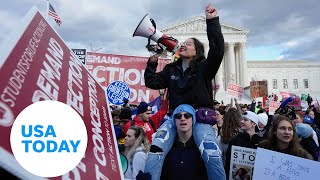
top-left (71, 49), bottom-right (86, 64)
top-left (106, 81), bottom-right (130, 105)
top-left (229, 146), bottom-right (256, 180)
top-left (0, 7), bottom-right (123, 179)
top-left (227, 83), bottom-right (243, 100)
top-left (253, 148), bottom-right (320, 180)
top-left (85, 52), bottom-right (171, 104)
top-left (268, 101), bottom-right (281, 115)
top-left (288, 97), bottom-right (302, 110)
top-left (280, 92), bottom-right (295, 99)
top-left (250, 81), bottom-right (268, 98)
top-left (301, 94), bottom-right (309, 111)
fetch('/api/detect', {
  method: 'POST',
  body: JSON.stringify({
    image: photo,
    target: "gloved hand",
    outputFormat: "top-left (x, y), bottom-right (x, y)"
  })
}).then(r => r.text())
top-left (136, 170), bottom-right (152, 180)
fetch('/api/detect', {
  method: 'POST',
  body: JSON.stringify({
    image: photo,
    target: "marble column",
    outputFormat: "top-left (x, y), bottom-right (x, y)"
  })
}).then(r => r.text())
top-left (240, 42), bottom-right (248, 87)
top-left (235, 45), bottom-right (241, 85)
top-left (227, 42), bottom-right (236, 85)
top-left (223, 45), bottom-right (228, 91)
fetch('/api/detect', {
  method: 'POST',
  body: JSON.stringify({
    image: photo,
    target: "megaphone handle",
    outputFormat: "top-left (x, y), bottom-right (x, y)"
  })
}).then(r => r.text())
top-left (146, 18), bottom-right (157, 49)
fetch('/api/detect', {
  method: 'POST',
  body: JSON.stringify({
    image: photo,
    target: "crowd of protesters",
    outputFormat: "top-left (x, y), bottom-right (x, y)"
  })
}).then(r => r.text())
top-left (108, 3), bottom-right (320, 180)
top-left (111, 93), bottom-right (320, 179)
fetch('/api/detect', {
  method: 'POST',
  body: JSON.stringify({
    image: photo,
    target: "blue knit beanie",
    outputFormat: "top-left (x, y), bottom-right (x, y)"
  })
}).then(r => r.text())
top-left (171, 104), bottom-right (196, 129)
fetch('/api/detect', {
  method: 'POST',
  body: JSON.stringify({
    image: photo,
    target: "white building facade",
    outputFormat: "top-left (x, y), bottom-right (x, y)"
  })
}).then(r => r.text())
top-left (161, 16), bottom-right (320, 103)
top-left (248, 60), bottom-right (320, 101)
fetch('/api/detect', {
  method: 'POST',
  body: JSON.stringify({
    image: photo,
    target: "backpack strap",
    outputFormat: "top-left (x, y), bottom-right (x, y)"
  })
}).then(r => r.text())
top-left (149, 119), bottom-right (155, 131)
top-left (130, 120), bottom-right (135, 127)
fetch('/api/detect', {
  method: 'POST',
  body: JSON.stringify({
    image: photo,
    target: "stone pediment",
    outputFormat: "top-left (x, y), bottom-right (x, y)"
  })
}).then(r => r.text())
top-left (161, 16), bottom-right (248, 35)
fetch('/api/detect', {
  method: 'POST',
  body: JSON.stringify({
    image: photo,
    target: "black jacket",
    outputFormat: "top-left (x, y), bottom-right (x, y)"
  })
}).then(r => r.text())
top-left (144, 17), bottom-right (224, 112)
top-left (224, 132), bottom-right (263, 179)
top-left (161, 136), bottom-right (207, 180)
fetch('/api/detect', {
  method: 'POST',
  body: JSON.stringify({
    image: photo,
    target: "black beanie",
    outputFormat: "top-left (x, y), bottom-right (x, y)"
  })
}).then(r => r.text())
top-left (137, 102), bottom-right (151, 114)
top-left (119, 107), bottom-right (132, 120)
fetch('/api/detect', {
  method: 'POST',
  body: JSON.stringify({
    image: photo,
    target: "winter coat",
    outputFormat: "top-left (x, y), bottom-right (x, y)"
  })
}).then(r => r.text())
top-left (144, 17), bottom-right (224, 112)
top-left (124, 100), bottom-right (168, 143)
top-left (124, 146), bottom-right (147, 180)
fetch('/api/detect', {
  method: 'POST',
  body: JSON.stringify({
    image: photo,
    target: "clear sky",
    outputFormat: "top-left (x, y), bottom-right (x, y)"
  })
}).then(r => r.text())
top-left (0, 0), bottom-right (319, 62)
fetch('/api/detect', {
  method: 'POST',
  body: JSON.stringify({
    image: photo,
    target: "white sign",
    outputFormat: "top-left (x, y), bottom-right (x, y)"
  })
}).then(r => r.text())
top-left (229, 146), bottom-right (256, 180)
top-left (227, 83), bottom-right (243, 101)
top-left (253, 148), bottom-right (320, 180)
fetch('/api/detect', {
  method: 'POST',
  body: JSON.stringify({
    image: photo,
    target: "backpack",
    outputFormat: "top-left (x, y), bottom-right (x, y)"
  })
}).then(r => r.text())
top-left (130, 119), bottom-right (155, 131)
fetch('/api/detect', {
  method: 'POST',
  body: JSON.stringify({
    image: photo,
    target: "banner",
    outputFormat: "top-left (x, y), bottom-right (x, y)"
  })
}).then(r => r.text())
top-left (253, 148), bottom-right (320, 180)
top-left (0, 8), bottom-right (122, 179)
top-left (250, 80), bottom-right (268, 98)
top-left (229, 146), bottom-right (256, 180)
top-left (85, 52), bottom-right (171, 104)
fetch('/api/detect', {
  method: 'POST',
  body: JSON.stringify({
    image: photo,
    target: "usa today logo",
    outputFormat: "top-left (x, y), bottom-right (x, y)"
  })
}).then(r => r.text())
top-left (10, 100), bottom-right (88, 177)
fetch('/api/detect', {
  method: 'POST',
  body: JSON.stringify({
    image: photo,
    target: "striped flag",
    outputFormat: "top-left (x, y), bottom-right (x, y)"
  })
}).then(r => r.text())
top-left (48, 3), bottom-right (62, 26)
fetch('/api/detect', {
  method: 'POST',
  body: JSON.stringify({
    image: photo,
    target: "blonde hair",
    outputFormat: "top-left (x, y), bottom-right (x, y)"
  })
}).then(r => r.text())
top-left (124, 126), bottom-right (150, 159)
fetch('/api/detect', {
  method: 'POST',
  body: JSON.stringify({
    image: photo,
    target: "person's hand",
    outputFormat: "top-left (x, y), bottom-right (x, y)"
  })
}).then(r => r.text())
top-left (205, 3), bottom-right (217, 19)
top-left (234, 98), bottom-right (238, 104)
top-left (148, 54), bottom-right (161, 63)
top-left (136, 170), bottom-right (152, 180)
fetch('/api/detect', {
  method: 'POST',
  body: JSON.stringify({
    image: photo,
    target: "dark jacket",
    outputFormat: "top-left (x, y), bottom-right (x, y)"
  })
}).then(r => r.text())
top-left (161, 136), bottom-right (207, 180)
top-left (144, 17), bottom-right (224, 112)
top-left (225, 132), bottom-right (263, 179)
top-left (299, 136), bottom-right (320, 161)
top-left (259, 140), bottom-right (313, 160)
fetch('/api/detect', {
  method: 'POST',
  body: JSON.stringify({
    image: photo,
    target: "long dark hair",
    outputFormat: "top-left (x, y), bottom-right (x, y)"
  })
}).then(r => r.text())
top-left (260, 115), bottom-right (310, 158)
top-left (189, 38), bottom-right (205, 74)
top-left (169, 37), bottom-right (205, 74)
top-left (221, 108), bottom-right (241, 144)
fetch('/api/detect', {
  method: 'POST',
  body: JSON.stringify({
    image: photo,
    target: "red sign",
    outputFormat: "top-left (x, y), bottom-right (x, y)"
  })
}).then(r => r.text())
top-left (0, 9), bottom-right (122, 179)
top-left (287, 97), bottom-right (302, 110)
top-left (85, 52), bottom-right (171, 105)
top-left (280, 92), bottom-right (294, 99)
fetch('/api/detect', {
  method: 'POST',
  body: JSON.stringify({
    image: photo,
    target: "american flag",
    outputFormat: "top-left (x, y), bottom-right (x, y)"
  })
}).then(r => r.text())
top-left (48, 3), bottom-right (62, 26)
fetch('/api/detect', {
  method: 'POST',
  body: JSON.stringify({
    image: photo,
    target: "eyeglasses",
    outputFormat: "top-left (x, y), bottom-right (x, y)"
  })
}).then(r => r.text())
top-left (174, 113), bottom-right (192, 119)
top-left (181, 41), bottom-right (194, 47)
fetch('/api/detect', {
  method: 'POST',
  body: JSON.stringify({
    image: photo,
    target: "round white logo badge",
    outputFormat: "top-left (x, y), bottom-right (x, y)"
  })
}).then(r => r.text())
top-left (10, 100), bottom-right (88, 177)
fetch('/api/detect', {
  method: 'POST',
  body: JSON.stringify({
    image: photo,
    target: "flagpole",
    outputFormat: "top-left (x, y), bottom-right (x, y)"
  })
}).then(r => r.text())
top-left (45, 0), bottom-right (49, 20)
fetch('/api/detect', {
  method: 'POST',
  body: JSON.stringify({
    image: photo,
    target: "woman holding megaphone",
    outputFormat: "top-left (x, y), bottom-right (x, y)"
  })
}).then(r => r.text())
top-left (144, 3), bottom-right (226, 180)
top-left (122, 126), bottom-right (150, 180)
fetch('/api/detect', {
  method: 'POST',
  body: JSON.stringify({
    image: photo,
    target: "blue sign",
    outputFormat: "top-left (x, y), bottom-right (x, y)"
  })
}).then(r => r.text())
top-left (106, 81), bottom-right (130, 105)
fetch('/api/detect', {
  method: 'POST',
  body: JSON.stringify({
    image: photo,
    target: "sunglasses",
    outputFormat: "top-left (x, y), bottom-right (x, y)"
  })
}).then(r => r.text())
top-left (174, 113), bottom-right (192, 119)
